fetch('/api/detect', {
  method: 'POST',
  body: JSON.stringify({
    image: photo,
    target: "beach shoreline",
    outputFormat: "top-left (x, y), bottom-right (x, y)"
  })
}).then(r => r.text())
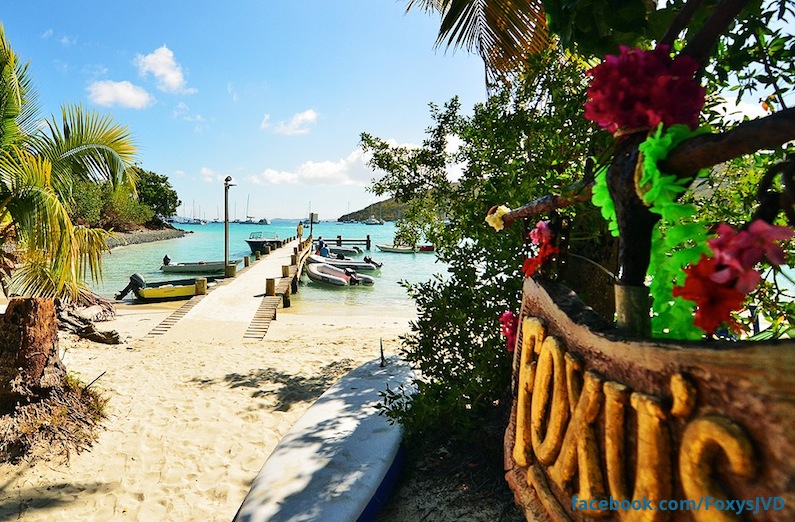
top-left (0, 292), bottom-right (417, 520)
top-left (105, 227), bottom-right (187, 249)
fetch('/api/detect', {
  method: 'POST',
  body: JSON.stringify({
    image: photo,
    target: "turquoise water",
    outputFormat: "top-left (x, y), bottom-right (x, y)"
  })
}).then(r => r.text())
top-left (92, 221), bottom-right (444, 315)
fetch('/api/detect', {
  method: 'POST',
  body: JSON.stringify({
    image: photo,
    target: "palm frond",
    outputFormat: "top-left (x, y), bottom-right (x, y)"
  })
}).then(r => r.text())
top-left (405, 0), bottom-right (550, 83)
top-left (29, 103), bottom-right (136, 198)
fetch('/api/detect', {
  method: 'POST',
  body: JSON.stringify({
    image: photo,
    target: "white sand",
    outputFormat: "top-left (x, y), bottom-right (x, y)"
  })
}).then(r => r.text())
top-left (0, 298), bottom-right (414, 521)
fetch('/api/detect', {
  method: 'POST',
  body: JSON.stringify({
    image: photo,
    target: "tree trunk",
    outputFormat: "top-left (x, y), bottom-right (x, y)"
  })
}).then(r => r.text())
top-left (0, 297), bottom-right (66, 410)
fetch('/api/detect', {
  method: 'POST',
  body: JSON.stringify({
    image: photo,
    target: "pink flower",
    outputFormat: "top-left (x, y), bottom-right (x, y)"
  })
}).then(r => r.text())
top-left (707, 220), bottom-right (793, 292)
top-left (530, 220), bottom-right (554, 245)
top-left (499, 311), bottom-right (519, 352)
top-left (584, 45), bottom-right (705, 134)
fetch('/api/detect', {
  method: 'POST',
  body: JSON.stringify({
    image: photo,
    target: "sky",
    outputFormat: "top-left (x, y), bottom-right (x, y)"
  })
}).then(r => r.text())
top-left (1, 1), bottom-right (488, 221)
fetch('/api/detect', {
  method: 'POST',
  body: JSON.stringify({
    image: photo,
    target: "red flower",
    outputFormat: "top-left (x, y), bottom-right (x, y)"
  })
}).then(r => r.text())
top-left (584, 45), bottom-right (705, 134)
top-left (499, 311), bottom-right (519, 352)
top-left (523, 242), bottom-right (559, 278)
top-left (673, 255), bottom-right (746, 335)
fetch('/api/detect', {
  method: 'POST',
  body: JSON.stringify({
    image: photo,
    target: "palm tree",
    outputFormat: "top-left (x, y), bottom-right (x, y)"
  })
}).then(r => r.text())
top-left (0, 24), bottom-right (136, 303)
top-left (404, 0), bottom-right (550, 84)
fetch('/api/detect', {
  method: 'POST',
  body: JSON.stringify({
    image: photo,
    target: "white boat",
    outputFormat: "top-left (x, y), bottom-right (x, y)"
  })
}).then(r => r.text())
top-left (313, 243), bottom-right (363, 256)
top-left (160, 259), bottom-right (241, 274)
top-left (307, 253), bottom-right (381, 271)
top-left (363, 215), bottom-right (384, 225)
top-left (305, 262), bottom-right (375, 286)
top-left (376, 243), bottom-right (435, 254)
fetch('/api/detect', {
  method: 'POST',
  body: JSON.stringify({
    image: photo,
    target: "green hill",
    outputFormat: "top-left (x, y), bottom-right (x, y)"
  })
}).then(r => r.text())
top-left (337, 198), bottom-right (406, 222)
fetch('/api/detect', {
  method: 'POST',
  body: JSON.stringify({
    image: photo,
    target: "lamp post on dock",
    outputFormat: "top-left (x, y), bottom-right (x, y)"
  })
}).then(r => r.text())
top-left (224, 176), bottom-right (236, 277)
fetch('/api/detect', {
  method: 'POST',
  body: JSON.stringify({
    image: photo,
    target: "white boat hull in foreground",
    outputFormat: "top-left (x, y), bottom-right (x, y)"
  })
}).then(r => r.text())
top-left (305, 262), bottom-right (375, 287)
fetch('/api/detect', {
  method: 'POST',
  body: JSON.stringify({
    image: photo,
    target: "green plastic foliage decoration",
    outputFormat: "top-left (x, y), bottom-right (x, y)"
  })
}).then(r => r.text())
top-left (640, 124), bottom-right (712, 339)
top-left (590, 165), bottom-right (619, 236)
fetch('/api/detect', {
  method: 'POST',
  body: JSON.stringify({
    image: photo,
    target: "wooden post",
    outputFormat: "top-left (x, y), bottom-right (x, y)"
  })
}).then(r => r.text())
top-left (336, 235), bottom-right (342, 246)
top-left (366, 235), bottom-right (371, 250)
top-left (282, 265), bottom-right (290, 278)
top-left (291, 254), bottom-right (297, 265)
top-left (266, 278), bottom-right (275, 296)
top-left (264, 246), bottom-right (271, 255)
top-left (282, 284), bottom-right (291, 307)
top-left (195, 277), bottom-right (207, 295)
top-left (244, 256), bottom-right (250, 267)
top-left (255, 250), bottom-right (262, 260)
top-left (293, 247), bottom-right (299, 255)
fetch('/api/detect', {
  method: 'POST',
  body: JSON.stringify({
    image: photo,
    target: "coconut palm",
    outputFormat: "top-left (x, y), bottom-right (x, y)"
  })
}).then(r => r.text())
top-left (404, 0), bottom-right (550, 83)
top-left (0, 24), bottom-right (136, 302)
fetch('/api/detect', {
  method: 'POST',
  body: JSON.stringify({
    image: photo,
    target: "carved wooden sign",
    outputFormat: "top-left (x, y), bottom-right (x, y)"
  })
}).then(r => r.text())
top-left (504, 278), bottom-right (794, 521)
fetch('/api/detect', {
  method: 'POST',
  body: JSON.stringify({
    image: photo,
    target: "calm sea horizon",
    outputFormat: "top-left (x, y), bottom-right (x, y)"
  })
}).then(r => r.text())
top-left (92, 221), bottom-right (444, 317)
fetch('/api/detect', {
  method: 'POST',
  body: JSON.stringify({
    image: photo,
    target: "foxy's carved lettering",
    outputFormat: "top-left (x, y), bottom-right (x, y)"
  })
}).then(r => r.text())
top-left (512, 316), bottom-right (759, 519)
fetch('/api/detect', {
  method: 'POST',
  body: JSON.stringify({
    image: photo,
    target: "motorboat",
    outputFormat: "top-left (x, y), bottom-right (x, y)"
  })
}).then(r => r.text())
top-left (115, 273), bottom-right (219, 302)
top-left (305, 263), bottom-right (375, 287)
top-left (363, 215), bottom-right (384, 225)
top-left (245, 231), bottom-right (284, 254)
top-left (160, 259), bottom-right (241, 274)
top-left (307, 254), bottom-right (382, 271)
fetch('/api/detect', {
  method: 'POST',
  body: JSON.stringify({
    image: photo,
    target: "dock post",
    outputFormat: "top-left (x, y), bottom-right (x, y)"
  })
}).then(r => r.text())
top-left (244, 257), bottom-right (250, 267)
top-left (282, 285), bottom-right (291, 307)
top-left (366, 235), bottom-right (371, 250)
top-left (336, 235), bottom-right (342, 246)
top-left (255, 251), bottom-right (261, 260)
top-left (266, 278), bottom-right (275, 296)
top-left (282, 265), bottom-right (290, 278)
top-left (264, 246), bottom-right (271, 255)
top-left (195, 277), bottom-right (207, 295)
top-left (290, 254), bottom-right (297, 265)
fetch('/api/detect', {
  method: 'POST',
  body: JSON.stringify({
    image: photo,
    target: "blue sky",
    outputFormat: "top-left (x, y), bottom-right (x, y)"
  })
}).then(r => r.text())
top-left (2, 1), bottom-right (487, 221)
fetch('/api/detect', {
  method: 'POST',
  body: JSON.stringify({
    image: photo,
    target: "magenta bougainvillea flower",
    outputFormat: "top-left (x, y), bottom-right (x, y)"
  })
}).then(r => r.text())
top-left (673, 219), bottom-right (794, 334)
top-left (499, 311), bottom-right (519, 352)
top-left (523, 220), bottom-right (559, 278)
top-left (584, 45), bottom-right (705, 134)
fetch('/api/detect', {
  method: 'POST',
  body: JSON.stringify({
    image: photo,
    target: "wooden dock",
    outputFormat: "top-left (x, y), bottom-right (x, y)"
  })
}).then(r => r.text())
top-left (319, 234), bottom-right (372, 250)
top-left (143, 236), bottom-right (313, 342)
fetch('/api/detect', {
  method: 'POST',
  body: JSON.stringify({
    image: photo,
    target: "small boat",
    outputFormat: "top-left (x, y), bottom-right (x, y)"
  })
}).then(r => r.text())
top-left (160, 259), bottom-right (241, 274)
top-left (245, 231), bottom-right (283, 254)
top-left (115, 273), bottom-right (219, 302)
top-left (307, 254), bottom-right (382, 271)
top-left (363, 215), bottom-right (384, 225)
top-left (376, 244), bottom-right (416, 253)
top-left (376, 244), bottom-right (435, 254)
top-left (313, 243), bottom-right (363, 256)
top-left (305, 263), bottom-right (375, 287)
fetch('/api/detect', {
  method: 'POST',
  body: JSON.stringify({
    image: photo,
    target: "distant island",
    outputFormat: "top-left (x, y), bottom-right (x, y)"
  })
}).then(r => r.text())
top-left (337, 198), bottom-right (406, 223)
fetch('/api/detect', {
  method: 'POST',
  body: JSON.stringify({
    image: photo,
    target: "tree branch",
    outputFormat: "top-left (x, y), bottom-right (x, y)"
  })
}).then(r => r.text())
top-left (680, 0), bottom-right (753, 64)
top-left (660, 0), bottom-right (706, 46)
top-left (502, 185), bottom-right (593, 228)
top-left (663, 107), bottom-right (795, 175)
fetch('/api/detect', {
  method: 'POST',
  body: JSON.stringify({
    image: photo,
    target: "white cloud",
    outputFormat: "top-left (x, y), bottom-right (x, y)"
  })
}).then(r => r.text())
top-left (41, 29), bottom-right (53, 40)
top-left (173, 170), bottom-right (186, 177)
top-left (227, 83), bottom-right (238, 103)
top-left (135, 45), bottom-right (196, 94)
top-left (87, 80), bottom-right (153, 109)
top-left (60, 35), bottom-right (77, 46)
top-left (273, 109), bottom-right (318, 135)
top-left (173, 102), bottom-right (204, 122)
top-left (248, 147), bottom-right (373, 186)
top-left (200, 167), bottom-right (219, 183)
top-left (260, 114), bottom-right (271, 130)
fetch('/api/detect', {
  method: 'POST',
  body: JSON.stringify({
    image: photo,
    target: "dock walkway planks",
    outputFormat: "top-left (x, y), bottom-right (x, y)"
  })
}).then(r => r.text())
top-left (142, 238), bottom-right (312, 342)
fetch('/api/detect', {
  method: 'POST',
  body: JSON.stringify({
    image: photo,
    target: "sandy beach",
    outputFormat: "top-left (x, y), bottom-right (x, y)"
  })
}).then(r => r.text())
top-left (0, 295), bottom-right (415, 520)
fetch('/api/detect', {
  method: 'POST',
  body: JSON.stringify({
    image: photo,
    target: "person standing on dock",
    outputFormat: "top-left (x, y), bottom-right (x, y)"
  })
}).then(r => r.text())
top-left (297, 221), bottom-right (304, 243)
